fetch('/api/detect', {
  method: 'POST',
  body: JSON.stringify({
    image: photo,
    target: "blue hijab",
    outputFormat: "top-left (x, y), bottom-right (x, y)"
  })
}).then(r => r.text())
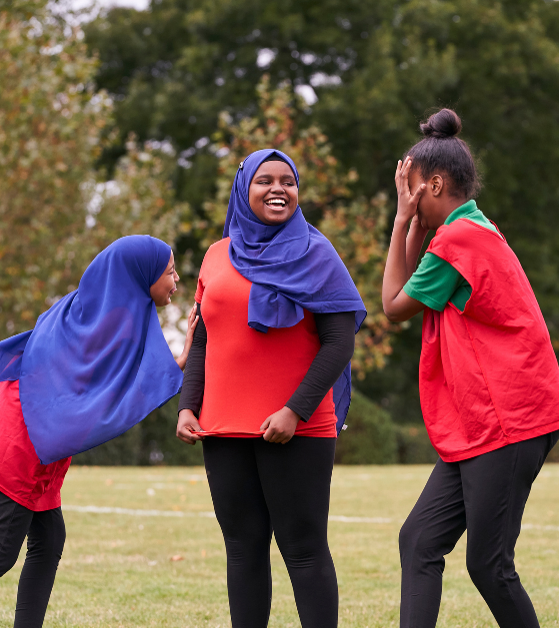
top-left (223, 149), bottom-right (366, 433)
top-left (0, 236), bottom-right (183, 464)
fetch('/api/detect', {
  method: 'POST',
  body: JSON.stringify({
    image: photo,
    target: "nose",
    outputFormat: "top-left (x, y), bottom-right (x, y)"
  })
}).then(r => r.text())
top-left (174, 271), bottom-right (180, 282)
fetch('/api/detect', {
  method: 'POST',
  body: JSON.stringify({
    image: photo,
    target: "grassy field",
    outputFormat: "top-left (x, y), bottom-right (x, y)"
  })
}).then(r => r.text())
top-left (1, 464), bottom-right (558, 627)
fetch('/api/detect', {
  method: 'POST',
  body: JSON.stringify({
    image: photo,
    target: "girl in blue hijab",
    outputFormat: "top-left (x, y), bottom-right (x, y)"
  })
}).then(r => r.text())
top-left (177, 149), bottom-right (366, 628)
top-left (0, 235), bottom-right (197, 628)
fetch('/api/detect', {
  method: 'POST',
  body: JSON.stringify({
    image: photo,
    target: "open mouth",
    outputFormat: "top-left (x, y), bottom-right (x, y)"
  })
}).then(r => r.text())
top-left (265, 198), bottom-right (287, 208)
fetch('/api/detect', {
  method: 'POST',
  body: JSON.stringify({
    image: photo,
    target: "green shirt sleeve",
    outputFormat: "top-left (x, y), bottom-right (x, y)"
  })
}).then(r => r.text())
top-left (403, 252), bottom-right (466, 312)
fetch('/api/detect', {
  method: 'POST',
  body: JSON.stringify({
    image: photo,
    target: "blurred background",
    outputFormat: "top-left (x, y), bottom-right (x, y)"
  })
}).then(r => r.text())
top-left (2, 0), bottom-right (559, 466)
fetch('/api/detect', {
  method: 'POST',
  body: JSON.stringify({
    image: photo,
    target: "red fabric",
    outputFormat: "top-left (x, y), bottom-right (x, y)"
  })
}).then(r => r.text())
top-left (0, 380), bottom-right (71, 511)
top-left (420, 218), bottom-right (559, 462)
top-left (194, 238), bottom-right (337, 438)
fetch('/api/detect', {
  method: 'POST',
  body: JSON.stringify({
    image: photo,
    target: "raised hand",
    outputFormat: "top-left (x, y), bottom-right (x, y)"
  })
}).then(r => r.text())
top-left (175, 304), bottom-right (199, 370)
top-left (395, 157), bottom-right (426, 225)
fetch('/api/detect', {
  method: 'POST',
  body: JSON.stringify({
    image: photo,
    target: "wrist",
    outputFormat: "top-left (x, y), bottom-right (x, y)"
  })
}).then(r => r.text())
top-left (393, 216), bottom-right (410, 231)
top-left (284, 406), bottom-right (300, 422)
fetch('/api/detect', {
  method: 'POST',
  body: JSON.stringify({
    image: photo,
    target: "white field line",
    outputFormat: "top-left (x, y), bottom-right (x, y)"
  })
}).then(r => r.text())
top-left (62, 505), bottom-right (216, 518)
top-left (522, 523), bottom-right (559, 532)
top-left (328, 515), bottom-right (393, 524)
top-left (62, 505), bottom-right (392, 524)
top-left (61, 506), bottom-right (559, 532)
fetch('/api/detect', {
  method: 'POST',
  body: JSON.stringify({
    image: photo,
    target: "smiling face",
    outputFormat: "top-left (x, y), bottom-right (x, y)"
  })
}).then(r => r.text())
top-left (248, 160), bottom-right (299, 225)
top-left (149, 252), bottom-right (179, 307)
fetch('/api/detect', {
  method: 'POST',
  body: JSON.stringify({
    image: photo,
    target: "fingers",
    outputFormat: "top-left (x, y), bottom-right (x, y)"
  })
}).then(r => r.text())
top-left (395, 159), bottom-right (402, 182)
top-left (176, 414), bottom-right (205, 445)
top-left (395, 157), bottom-right (412, 195)
top-left (413, 183), bottom-right (427, 201)
top-left (187, 305), bottom-right (198, 328)
top-left (401, 157), bottom-right (412, 190)
top-left (262, 427), bottom-right (292, 444)
top-left (259, 417), bottom-right (271, 432)
top-left (176, 430), bottom-right (202, 445)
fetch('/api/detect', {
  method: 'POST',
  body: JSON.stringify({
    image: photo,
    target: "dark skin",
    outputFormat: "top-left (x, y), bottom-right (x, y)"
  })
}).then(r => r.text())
top-left (248, 160), bottom-right (299, 226)
top-left (176, 160), bottom-right (302, 446)
top-left (149, 252), bottom-right (198, 370)
top-left (382, 156), bottom-right (469, 323)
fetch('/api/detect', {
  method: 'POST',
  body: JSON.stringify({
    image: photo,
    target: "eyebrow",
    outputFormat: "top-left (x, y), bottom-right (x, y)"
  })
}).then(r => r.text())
top-left (254, 172), bottom-right (296, 180)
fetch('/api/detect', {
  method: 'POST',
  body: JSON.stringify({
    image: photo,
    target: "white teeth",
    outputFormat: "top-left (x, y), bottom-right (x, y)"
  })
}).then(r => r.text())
top-left (265, 199), bottom-right (286, 207)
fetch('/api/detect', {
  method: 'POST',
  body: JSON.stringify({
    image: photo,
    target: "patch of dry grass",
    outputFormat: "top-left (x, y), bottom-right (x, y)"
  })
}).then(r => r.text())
top-left (1, 464), bottom-right (558, 627)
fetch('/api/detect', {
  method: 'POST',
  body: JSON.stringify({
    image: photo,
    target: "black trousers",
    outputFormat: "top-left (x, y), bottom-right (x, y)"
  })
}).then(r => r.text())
top-left (399, 431), bottom-right (559, 628)
top-left (0, 491), bottom-right (66, 628)
top-left (203, 436), bottom-right (338, 628)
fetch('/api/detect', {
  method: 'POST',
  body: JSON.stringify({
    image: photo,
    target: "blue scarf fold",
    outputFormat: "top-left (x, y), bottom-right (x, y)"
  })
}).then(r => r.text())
top-left (0, 236), bottom-right (183, 464)
top-left (223, 149), bottom-right (366, 433)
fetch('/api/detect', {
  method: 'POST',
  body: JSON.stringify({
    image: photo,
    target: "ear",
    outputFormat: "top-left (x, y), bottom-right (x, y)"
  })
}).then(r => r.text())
top-left (431, 174), bottom-right (444, 197)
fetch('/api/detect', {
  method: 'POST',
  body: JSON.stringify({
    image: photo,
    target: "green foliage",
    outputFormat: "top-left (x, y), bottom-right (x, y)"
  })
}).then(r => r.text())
top-left (73, 395), bottom-right (204, 466)
top-left (0, 2), bottom-right (191, 337)
top-left (395, 424), bottom-right (439, 465)
top-left (334, 391), bottom-right (397, 464)
top-left (84, 0), bottom-right (559, 428)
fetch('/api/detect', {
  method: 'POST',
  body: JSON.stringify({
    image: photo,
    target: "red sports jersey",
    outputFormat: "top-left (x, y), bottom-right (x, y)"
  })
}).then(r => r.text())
top-left (0, 380), bottom-right (71, 511)
top-left (419, 219), bottom-right (559, 462)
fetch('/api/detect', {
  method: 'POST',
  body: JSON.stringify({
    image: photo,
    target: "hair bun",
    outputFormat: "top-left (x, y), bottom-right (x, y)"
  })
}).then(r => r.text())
top-left (420, 108), bottom-right (462, 139)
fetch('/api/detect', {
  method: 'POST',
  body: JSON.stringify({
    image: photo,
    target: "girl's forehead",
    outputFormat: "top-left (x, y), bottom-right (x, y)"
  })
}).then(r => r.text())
top-left (253, 160), bottom-right (295, 177)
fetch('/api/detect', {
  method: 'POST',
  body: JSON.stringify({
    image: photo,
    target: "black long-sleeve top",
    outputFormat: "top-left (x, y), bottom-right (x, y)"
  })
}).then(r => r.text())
top-left (178, 304), bottom-right (356, 421)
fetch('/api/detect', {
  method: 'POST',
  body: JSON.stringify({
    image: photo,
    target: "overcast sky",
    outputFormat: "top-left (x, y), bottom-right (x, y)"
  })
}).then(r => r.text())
top-left (70, 0), bottom-right (149, 11)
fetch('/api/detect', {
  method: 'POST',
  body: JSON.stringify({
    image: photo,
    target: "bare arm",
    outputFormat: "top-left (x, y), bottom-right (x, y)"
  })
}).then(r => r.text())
top-left (382, 157), bottom-right (428, 323)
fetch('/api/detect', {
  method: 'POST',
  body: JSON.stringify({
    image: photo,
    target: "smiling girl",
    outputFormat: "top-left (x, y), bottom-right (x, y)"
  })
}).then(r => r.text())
top-left (176, 149), bottom-right (365, 628)
top-left (382, 109), bottom-right (559, 628)
top-left (0, 235), bottom-right (197, 628)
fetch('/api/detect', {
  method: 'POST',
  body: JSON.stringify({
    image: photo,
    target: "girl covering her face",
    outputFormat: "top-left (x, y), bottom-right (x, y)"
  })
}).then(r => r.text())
top-left (383, 109), bottom-right (559, 628)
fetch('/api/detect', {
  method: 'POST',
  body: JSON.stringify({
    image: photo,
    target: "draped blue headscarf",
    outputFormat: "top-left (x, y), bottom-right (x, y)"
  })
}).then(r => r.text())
top-left (223, 149), bottom-right (366, 433)
top-left (0, 236), bottom-right (184, 464)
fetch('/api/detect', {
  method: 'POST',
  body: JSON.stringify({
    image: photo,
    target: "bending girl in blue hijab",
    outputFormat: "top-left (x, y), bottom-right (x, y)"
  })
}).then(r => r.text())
top-left (0, 235), bottom-right (197, 628)
top-left (176, 149), bottom-right (366, 628)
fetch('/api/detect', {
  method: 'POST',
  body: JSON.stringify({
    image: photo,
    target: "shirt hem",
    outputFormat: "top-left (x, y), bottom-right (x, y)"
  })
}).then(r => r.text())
top-left (0, 483), bottom-right (61, 512)
top-left (437, 421), bottom-right (559, 463)
top-left (195, 430), bottom-right (336, 438)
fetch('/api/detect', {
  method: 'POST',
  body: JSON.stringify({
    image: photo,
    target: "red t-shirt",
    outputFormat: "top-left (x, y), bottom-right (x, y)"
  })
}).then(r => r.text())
top-left (0, 380), bottom-right (71, 511)
top-left (420, 219), bottom-right (559, 462)
top-left (195, 238), bottom-right (337, 438)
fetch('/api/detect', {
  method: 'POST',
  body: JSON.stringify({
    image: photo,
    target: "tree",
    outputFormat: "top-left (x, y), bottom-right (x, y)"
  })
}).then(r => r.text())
top-left (84, 0), bottom-right (559, 424)
top-left (85, 0), bottom-right (559, 334)
top-left (0, 1), bottom-right (190, 337)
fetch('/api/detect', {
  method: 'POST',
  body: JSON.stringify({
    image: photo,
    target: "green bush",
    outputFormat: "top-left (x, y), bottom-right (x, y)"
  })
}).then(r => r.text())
top-left (334, 390), bottom-right (397, 464)
top-left (395, 424), bottom-right (439, 465)
top-left (72, 391), bottom-right (445, 467)
top-left (73, 394), bottom-right (204, 466)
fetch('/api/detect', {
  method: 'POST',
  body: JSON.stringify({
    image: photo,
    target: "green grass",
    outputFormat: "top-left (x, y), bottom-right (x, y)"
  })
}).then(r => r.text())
top-left (1, 464), bottom-right (559, 627)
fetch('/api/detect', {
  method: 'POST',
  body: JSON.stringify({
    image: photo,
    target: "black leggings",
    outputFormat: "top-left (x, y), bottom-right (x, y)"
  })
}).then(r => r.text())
top-left (0, 491), bottom-right (66, 628)
top-left (399, 430), bottom-right (559, 628)
top-left (203, 436), bottom-right (338, 628)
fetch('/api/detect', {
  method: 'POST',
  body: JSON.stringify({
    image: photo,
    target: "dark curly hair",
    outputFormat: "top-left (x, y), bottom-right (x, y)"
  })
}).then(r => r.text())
top-left (405, 108), bottom-right (482, 199)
